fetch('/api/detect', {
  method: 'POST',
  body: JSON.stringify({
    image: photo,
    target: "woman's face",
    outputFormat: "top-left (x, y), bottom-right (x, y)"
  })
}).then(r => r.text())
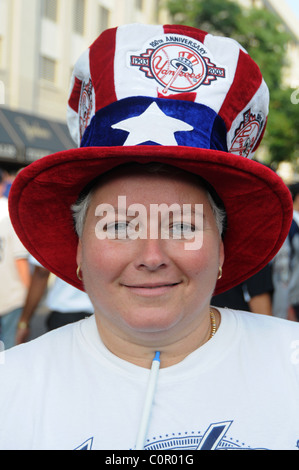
top-left (77, 167), bottom-right (224, 345)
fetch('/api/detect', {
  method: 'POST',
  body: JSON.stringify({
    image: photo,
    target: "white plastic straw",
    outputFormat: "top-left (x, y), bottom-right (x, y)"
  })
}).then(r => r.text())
top-left (135, 351), bottom-right (161, 450)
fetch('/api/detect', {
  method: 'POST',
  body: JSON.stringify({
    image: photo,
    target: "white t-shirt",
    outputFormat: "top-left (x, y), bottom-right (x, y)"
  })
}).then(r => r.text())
top-left (0, 308), bottom-right (299, 450)
top-left (0, 197), bottom-right (28, 316)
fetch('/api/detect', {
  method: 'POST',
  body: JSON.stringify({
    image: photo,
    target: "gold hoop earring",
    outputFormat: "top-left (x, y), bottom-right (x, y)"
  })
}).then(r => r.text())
top-left (76, 265), bottom-right (83, 281)
top-left (217, 266), bottom-right (223, 280)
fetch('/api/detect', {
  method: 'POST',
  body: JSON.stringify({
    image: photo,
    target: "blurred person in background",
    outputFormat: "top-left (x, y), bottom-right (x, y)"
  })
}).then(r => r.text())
top-left (271, 239), bottom-right (290, 319)
top-left (0, 168), bottom-right (31, 349)
top-left (2, 169), bottom-right (18, 198)
top-left (16, 256), bottom-right (93, 345)
top-left (212, 264), bottom-right (273, 315)
top-left (287, 182), bottom-right (299, 322)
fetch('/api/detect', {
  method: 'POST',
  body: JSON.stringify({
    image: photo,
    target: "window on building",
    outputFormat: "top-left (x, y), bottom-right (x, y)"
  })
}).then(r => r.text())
top-left (42, 0), bottom-right (58, 22)
top-left (136, 0), bottom-right (143, 10)
top-left (40, 56), bottom-right (57, 83)
top-left (73, 0), bottom-right (86, 35)
top-left (99, 6), bottom-right (109, 32)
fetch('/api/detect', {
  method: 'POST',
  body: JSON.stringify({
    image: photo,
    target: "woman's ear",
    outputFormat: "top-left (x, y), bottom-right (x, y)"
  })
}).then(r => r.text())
top-left (219, 240), bottom-right (225, 270)
top-left (76, 238), bottom-right (83, 267)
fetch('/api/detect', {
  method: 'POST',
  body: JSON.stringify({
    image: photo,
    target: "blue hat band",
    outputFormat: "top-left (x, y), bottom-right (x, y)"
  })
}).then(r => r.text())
top-left (81, 97), bottom-right (228, 152)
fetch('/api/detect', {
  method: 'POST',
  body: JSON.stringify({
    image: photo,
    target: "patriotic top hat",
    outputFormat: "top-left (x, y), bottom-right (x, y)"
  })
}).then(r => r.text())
top-left (9, 24), bottom-right (292, 295)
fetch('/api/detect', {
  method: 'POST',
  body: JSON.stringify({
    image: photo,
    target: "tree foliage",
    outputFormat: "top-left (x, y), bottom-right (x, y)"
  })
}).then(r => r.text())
top-left (165, 0), bottom-right (298, 165)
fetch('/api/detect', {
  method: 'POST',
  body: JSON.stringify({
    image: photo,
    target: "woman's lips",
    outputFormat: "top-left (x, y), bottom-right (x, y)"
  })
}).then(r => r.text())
top-left (122, 282), bottom-right (182, 296)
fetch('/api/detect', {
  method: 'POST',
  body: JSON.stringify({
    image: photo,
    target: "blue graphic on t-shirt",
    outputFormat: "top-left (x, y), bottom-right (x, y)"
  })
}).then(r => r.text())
top-left (144, 421), bottom-right (268, 450)
top-left (75, 437), bottom-right (93, 450)
top-left (75, 421), bottom-right (272, 450)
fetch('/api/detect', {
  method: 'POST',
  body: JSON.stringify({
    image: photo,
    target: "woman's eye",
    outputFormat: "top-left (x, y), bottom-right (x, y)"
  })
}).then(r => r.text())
top-left (115, 222), bottom-right (128, 232)
top-left (106, 221), bottom-right (128, 237)
top-left (169, 223), bottom-right (195, 237)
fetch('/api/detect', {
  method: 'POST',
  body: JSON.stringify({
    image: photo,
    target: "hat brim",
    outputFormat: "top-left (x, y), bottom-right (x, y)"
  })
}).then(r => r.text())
top-left (9, 145), bottom-right (293, 296)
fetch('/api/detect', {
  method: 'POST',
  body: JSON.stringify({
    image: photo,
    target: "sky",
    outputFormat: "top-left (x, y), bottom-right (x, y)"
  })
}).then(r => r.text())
top-left (285, 0), bottom-right (299, 19)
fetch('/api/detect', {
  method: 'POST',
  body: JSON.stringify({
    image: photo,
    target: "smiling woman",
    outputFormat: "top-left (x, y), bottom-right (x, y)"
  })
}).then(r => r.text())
top-left (1, 23), bottom-right (299, 451)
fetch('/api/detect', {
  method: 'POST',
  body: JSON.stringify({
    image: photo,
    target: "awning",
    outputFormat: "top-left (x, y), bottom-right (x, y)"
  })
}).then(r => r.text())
top-left (0, 107), bottom-right (74, 164)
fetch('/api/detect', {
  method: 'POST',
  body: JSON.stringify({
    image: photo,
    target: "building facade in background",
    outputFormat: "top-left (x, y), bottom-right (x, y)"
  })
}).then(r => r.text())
top-left (0, 0), bottom-right (168, 119)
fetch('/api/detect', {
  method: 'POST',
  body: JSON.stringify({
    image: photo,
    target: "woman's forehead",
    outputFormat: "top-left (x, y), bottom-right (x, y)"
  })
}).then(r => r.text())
top-left (91, 168), bottom-right (209, 204)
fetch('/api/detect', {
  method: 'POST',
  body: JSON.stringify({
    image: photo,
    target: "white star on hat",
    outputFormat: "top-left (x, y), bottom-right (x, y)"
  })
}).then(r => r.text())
top-left (111, 102), bottom-right (193, 146)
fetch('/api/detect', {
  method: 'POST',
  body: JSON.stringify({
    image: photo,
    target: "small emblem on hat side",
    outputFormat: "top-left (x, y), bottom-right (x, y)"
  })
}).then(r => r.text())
top-left (229, 109), bottom-right (265, 158)
top-left (79, 78), bottom-right (94, 141)
top-left (129, 35), bottom-right (226, 95)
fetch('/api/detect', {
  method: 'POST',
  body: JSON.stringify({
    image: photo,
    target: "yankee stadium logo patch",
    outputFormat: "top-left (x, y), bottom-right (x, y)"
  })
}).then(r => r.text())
top-left (79, 78), bottom-right (94, 141)
top-left (129, 34), bottom-right (226, 95)
top-left (229, 108), bottom-right (265, 158)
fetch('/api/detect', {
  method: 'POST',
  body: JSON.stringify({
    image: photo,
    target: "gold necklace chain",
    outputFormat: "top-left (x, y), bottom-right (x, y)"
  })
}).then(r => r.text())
top-left (209, 310), bottom-right (217, 339)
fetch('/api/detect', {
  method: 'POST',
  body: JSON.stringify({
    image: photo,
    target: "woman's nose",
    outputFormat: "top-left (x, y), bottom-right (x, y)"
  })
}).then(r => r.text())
top-left (134, 237), bottom-right (170, 272)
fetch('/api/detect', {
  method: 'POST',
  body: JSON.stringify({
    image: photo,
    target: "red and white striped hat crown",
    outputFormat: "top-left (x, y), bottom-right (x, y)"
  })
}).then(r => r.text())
top-left (67, 24), bottom-right (269, 159)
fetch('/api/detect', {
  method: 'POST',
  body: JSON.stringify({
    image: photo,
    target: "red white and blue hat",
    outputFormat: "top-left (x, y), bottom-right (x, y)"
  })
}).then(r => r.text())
top-left (9, 24), bottom-right (293, 294)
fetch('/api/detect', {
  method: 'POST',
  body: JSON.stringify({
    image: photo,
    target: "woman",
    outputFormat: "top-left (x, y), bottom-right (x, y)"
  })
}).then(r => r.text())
top-left (0, 24), bottom-right (298, 451)
top-left (73, 162), bottom-right (225, 369)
